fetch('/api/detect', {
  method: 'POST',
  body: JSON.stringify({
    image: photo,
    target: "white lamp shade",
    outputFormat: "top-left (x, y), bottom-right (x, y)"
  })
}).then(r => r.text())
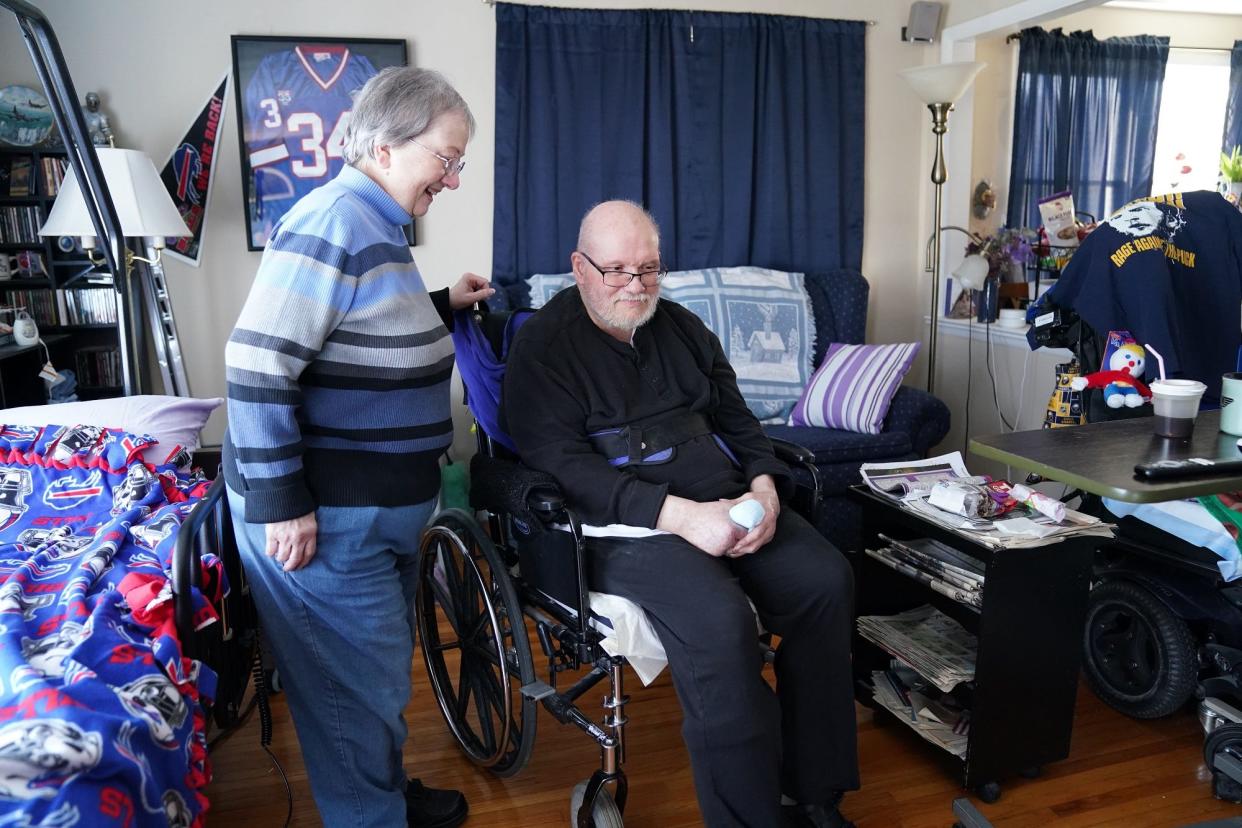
top-left (39, 147), bottom-right (190, 241)
top-left (899, 61), bottom-right (986, 105)
top-left (952, 253), bottom-right (991, 291)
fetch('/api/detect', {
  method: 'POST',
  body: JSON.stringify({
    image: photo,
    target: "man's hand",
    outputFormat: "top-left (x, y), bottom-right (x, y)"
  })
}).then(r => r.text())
top-left (657, 495), bottom-right (745, 557)
top-left (449, 272), bottom-right (496, 310)
top-left (265, 512), bottom-right (318, 572)
top-left (725, 475), bottom-right (780, 557)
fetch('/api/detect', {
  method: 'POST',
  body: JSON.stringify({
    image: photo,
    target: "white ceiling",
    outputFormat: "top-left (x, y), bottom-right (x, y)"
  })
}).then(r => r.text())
top-left (1105, 0), bottom-right (1242, 15)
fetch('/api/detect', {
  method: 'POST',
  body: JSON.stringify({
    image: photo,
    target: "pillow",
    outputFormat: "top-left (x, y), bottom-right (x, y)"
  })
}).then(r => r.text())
top-left (1, 395), bottom-right (223, 463)
top-left (526, 266), bottom-right (816, 422)
top-left (789, 342), bottom-right (920, 434)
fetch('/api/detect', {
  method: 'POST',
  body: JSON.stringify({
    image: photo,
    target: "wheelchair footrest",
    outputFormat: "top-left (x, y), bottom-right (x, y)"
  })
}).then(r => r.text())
top-left (521, 680), bottom-right (557, 701)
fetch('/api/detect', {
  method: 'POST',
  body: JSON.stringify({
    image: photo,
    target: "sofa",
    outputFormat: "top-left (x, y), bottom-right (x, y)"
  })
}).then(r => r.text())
top-left (516, 267), bottom-right (950, 553)
top-left (760, 269), bottom-right (950, 553)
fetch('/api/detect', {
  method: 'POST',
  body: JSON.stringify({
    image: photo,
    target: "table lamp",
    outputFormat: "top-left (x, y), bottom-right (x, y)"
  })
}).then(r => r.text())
top-left (39, 147), bottom-right (190, 395)
top-left (899, 60), bottom-right (985, 394)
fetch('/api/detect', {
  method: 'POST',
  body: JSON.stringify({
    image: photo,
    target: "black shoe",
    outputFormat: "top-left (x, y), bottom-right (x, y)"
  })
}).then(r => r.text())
top-left (781, 801), bottom-right (855, 828)
top-left (405, 778), bottom-right (468, 828)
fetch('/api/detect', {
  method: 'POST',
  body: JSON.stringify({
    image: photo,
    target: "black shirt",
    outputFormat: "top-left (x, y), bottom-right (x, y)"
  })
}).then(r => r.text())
top-left (503, 285), bottom-right (789, 528)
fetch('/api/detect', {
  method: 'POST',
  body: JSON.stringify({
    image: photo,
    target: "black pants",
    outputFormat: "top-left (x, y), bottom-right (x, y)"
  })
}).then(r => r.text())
top-left (587, 509), bottom-right (859, 828)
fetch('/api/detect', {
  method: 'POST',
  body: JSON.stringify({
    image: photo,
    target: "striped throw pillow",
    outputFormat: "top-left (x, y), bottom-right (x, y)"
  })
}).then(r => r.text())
top-left (790, 342), bottom-right (920, 434)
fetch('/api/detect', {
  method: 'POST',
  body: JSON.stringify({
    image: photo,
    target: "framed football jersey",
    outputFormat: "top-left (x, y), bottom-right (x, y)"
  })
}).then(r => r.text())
top-left (230, 35), bottom-right (408, 250)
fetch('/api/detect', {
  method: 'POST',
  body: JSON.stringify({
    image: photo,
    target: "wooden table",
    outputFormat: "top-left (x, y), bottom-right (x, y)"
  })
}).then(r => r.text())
top-left (969, 409), bottom-right (1242, 503)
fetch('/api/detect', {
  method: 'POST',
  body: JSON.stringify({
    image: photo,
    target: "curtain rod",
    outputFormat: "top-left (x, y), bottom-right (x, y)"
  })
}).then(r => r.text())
top-left (1006, 31), bottom-right (1228, 51)
top-left (478, 1), bottom-right (876, 23)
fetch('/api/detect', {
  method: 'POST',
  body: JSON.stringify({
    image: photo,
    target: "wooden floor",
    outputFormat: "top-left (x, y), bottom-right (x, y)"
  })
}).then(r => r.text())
top-left (206, 654), bottom-right (1242, 828)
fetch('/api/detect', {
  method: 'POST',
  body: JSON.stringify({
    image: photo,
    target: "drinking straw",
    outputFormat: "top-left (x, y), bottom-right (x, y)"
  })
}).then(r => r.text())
top-left (1146, 344), bottom-right (1166, 381)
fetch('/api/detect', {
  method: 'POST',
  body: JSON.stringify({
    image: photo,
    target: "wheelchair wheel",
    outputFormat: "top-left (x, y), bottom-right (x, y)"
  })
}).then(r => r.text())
top-left (417, 509), bottom-right (537, 776)
top-left (1082, 579), bottom-right (1198, 719)
top-left (570, 780), bottom-right (624, 828)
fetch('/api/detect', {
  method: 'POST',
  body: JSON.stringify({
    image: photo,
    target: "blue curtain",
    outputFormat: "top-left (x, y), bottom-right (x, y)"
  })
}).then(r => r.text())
top-left (1225, 40), bottom-right (1242, 155)
top-left (1006, 28), bottom-right (1169, 230)
top-left (492, 4), bottom-right (866, 295)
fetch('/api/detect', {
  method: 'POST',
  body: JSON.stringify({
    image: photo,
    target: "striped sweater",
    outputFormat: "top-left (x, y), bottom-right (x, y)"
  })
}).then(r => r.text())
top-left (223, 164), bottom-right (454, 523)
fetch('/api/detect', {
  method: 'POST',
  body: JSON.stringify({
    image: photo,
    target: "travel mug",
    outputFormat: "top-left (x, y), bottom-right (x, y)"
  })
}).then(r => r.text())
top-left (1222, 372), bottom-right (1242, 436)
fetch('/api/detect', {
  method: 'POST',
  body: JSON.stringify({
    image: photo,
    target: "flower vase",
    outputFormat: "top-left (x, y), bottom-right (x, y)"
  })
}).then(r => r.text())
top-left (976, 277), bottom-right (1000, 323)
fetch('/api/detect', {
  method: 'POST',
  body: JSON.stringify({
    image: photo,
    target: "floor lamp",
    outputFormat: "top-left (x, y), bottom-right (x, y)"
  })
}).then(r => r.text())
top-left (39, 148), bottom-right (190, 396)
top-left (899, 61), bottom-right (985, 396)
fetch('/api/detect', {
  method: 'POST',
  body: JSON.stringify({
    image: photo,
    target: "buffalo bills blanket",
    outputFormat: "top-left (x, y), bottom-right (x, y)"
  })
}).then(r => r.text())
top-left (0, 424), bottom-right (224, 827)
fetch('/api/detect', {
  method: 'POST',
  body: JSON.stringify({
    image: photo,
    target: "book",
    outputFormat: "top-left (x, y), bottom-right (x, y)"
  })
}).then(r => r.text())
top-left (8, 158), bottom-right (32, 197)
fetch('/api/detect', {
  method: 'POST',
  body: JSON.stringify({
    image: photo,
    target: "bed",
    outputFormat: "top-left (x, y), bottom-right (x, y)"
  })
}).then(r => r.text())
top-left (0, 403), bottom-right (245, 827)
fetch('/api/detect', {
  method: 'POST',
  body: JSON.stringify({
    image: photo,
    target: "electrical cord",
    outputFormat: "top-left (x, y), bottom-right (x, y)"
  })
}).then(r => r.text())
top-left (963, 315), bottom-right (973, 456)
top-left (985, 321), bottom-right (1015, 431)
top-left (247, 629), bottom-right (291, 827)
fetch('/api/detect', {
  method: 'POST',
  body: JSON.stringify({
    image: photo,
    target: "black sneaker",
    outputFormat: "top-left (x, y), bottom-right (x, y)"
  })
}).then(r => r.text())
top-left (405, 778), bottom-right (468, 828)
top-left (781, 801), bottom-right (855, 828)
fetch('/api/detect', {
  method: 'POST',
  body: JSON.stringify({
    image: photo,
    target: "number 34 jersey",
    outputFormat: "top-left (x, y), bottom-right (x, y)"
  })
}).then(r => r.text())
top-left (243, 45), bottom-right (378, 213)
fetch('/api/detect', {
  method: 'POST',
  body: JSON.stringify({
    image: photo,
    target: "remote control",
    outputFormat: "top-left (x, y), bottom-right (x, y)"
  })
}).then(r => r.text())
top-left (729, 500), bottom-right (765, 530)
top-left (1134, 457), bottom-right (1242, 480)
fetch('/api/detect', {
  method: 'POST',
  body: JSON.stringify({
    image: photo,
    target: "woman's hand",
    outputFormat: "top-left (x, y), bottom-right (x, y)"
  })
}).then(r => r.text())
top-left (449, 272), bottom-right (496, 310)
top-left (265, 512), bottom-right (318, 572)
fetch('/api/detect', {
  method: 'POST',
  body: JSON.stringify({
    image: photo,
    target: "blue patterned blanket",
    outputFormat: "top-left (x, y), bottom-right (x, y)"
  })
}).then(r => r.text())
top-left (0, 424), bottom-right (224, 827)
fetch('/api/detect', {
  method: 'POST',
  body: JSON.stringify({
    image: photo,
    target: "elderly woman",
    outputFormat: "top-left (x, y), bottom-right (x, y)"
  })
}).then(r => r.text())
top-left (223, 67), bottom-right (490, 828)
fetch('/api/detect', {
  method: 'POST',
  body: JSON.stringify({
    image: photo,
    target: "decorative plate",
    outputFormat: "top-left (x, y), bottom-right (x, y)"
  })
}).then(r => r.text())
top-left (0, 85), bottom-right (55, 148)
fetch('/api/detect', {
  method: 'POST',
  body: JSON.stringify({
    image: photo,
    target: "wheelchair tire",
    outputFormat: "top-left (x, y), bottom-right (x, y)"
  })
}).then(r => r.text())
top-left (1082, 578), bottom-right (1199, 719)
top-left (417, 509), bottom-right (537, 777)
top-left (570, 780), bottom-right (624, 828)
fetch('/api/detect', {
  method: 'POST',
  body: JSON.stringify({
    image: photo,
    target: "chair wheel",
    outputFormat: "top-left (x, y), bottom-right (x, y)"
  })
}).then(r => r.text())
top-left (570, 780), bottom-right (624, 828)
top-left (975, 781), bottom-right (1001, 804)
top-left (417, 509), bottom-right (537, 777)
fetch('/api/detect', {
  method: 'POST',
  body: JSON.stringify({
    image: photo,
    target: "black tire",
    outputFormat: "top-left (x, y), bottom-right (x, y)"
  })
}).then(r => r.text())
top-left (975, 782), bottom-right (1001, 804)
top-left (1204, 723), bottom-right (1242, 769)
top-left (570, 781), bottom-right (624, 828)
top-left (1082, 579), bottom-right (1199, 719)
top-left (416, 509), bottom-right (537, 777)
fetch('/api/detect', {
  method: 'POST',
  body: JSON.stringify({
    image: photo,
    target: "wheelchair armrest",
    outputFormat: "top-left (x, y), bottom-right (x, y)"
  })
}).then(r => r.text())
top-left (769, 436), bottom-right (815, 468)
top-left (527, 485), bottom-right (565, 516)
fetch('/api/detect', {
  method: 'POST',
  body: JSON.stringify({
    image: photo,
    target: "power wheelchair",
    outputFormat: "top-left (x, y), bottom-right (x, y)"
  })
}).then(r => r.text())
top-left (414, 307), bottom-right (824, 826)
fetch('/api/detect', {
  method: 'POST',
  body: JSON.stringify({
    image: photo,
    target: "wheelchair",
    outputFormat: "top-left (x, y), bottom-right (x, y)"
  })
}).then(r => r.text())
top-left (414, 307), bottom-right (823, 827)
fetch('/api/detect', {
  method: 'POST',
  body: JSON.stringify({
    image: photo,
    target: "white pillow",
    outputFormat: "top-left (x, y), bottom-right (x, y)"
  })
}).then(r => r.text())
top-left (2, 395), bottom-right (223, 463)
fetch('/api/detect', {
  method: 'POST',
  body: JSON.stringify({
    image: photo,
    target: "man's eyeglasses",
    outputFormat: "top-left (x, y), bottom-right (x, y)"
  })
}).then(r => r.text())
top-left (410, 139), bottom-right (466, 177)
top-left (578, 251), bottom-right (667, 288)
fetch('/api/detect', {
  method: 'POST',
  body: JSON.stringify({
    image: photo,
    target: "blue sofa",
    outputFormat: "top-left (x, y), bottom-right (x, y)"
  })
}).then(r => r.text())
top-left (762, 269), bottom-right (950, 553)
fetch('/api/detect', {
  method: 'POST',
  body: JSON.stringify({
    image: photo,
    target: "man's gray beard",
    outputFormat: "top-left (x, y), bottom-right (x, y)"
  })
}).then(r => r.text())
top-left (600, 295), bottom-right (657, 331)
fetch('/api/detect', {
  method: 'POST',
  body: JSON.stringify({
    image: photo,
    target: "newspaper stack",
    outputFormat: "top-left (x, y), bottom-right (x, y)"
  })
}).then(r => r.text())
top-left (866, 535), bottom-right (985, 610)
top-left (857, 605), bottom-right (977, 693)
top-left (870, 668), bottom-right (970, 757)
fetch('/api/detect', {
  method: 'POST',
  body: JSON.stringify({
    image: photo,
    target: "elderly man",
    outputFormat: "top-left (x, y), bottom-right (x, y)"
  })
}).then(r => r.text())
top-left (503, 201), bottom-right (858, 828)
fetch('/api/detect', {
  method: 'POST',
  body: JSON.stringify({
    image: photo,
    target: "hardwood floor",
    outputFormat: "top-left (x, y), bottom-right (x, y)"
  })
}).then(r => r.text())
top-left (206, 654), bottom-right (1242, 827)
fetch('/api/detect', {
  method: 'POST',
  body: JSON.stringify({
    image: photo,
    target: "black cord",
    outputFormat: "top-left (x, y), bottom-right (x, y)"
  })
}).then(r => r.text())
top-left (963, 314), bottom-right (972, 456)
top-left (252, 630), bottom-right (292, 828)
top-left (985, 320), bottom-right (1015, 431)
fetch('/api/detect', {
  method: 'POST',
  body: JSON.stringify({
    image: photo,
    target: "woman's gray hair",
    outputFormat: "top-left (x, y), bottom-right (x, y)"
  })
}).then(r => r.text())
top-left (342, 66), bottom-right (475, 165)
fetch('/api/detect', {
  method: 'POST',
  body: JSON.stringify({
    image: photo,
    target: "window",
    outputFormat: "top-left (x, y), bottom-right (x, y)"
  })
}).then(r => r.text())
top-left (1150, 48), bottom-right (1231, 194)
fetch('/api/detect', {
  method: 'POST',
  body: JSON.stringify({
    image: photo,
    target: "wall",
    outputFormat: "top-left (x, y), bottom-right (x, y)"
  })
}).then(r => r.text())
top-left (0, 0), bottom-right (954, 455)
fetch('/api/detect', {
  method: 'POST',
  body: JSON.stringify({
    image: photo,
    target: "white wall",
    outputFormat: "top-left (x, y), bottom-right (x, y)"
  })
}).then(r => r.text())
top-left (0, 0), bottom-right (965, 453)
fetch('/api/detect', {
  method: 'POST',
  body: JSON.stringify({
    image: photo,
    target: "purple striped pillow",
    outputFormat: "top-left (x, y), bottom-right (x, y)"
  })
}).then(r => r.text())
top-left (790, 342), bottom-right (920, 434)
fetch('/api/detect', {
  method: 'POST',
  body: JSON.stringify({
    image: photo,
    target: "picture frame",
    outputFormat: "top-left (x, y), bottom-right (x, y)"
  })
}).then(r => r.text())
top-left (230, 35), bottom-right (409, 251)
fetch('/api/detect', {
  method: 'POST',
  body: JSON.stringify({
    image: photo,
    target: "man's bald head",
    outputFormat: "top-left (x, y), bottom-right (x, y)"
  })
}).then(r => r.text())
top-left (577, 200), bottom-right (661, 254)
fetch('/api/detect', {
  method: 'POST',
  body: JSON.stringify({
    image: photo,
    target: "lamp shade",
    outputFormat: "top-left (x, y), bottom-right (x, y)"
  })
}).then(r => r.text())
top-left (39, 147), bottom-right (190, 242)
top-left (899, 61), bottom-right (986, 105)
top-left (952, 253), bottom-right (991, 291)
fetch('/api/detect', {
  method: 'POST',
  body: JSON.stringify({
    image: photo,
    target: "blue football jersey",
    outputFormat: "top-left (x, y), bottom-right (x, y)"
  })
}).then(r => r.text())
top-left (243, 45), bottom-right (379, 246)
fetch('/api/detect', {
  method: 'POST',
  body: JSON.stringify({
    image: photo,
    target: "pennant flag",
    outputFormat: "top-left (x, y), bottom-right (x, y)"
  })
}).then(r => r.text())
top-left (160, 75), bottom-right (228, 267)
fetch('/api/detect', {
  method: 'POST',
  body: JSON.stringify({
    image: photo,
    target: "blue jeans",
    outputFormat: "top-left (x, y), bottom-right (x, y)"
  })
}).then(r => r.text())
top-left (227, 488), bottom-right (436, 828)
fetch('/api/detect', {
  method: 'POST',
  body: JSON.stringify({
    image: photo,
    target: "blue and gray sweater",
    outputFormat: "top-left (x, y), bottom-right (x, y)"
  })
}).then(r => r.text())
top-left (223, 165), bottom-right (454, 523)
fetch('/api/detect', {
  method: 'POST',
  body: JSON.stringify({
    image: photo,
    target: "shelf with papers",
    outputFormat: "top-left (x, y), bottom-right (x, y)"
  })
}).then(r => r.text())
top-left (848, 486), bottom-right (1096, 799)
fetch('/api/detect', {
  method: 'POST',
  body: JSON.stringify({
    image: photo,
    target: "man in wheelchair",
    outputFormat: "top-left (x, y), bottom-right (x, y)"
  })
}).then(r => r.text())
top-left (503, 201), bottom-right (858, 828)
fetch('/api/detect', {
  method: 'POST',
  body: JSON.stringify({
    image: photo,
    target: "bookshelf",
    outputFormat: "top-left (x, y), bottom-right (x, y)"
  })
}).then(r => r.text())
top-left (0, 146), bottom-right (120, 405)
